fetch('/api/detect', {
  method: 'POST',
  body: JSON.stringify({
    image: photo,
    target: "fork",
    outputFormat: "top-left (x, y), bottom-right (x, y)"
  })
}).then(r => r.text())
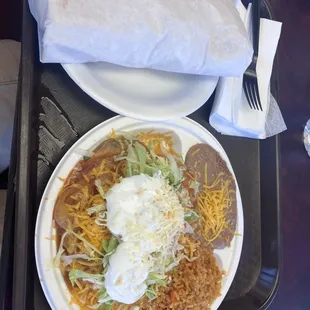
top-left (243, 0), bottom-right (263, 111)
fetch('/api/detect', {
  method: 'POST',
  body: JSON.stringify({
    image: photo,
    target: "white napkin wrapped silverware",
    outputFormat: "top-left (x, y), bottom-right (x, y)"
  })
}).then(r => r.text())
top-left (210, 0), bottom-right (286, 139)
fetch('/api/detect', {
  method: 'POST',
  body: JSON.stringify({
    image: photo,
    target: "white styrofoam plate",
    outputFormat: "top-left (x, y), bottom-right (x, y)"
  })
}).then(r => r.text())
top-left (62, 63), bottom-right (218, 121)
top-left (35, 116), bottom-right (243, 310)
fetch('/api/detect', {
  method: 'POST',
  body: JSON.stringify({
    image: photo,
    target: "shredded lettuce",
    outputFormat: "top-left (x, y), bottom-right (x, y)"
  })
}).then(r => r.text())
top-left (164, 256), bottom-right (174, 268)
top-left (135, 142), bottom-right (148, 173)
top-left (147, 140), bottom-right (154, 151)
top-left (107, 236), bottom-right (119, 253)
top-left (88, 304), bottom-right (102, 309)
top-left (102, 240), bottom-right (109, 253)
top-left (95, 180), bottom-right (105, 199)
top-left (189, 180), bottom-right (201, 198)
top-left (165, 253), bottom-right (188, 272)
top-left (74, 148), bottom-right (94, 158)
top-left (61, 254), bottom-right (101, 267)
top-left (173, 179), bottom-right (183, 191)
top-left (102, 236), bottom-right (119, 267)
top-left (102, 235), bottom-right (119, 255)
top-left (55, 231), bottom-right (69, 267)
top-left (98, 287), bottom-right (114, 305)
top-left (124, 141), bottom-right (183, 188)
top-left (126, 143), bottom-right (146, 176)
top-left (126, 160), bottom-right (133, 177)
top-left (89, 287), bottom-right (114, 310)
top-left (69, 269), bottom-right (104, 287)
top-left (184, 210), bottom-right (200, 222)
top-left (126, 145), bottom-right (135, 176)
top-left (150, 240), bottom-right (184, 275)
top-left (113, 155), bottom-right (127, 162)
top-left (146, 273), bottom-right (167, 287)
top-left (145, 286), bottom-right (157, 301)
top-left (115, 131), bottom-right (138, 141)
top-left (144, 273), bottom-right (167, 301)
top-left (100, 304), bottom-right (113, 310)
top-left (89, 303), bottom-right (114, 310)
top-left (184, 221), bottom-right (195, 234)
top-left (88, 204), bottom-right (106, 216)
top-left (160, 142), bottom-right (183, 186)
top-left (179, 187), bottom-right (191, 207)
top-left (127, 144), bottom-right (139, 164)
top-left (70, 230), bottom-right (104, 256)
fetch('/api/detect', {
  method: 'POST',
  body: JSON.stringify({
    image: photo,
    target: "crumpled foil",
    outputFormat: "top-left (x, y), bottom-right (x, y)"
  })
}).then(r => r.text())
top-left (303, 119), bottom-right (310, 156)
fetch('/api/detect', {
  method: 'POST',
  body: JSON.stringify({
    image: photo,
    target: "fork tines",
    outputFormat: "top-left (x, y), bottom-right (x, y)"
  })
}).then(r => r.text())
top-left (243, 78), bottom-right (263, 111)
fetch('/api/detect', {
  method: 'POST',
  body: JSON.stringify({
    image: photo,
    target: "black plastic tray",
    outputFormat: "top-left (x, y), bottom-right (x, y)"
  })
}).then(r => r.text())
top-left (0, 0), bottom-right (282, 309)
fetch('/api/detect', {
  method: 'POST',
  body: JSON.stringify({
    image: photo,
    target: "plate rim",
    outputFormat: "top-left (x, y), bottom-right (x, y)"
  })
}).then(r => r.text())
top-left (61, 63), bottom-right (219, 122)
top-left (35, 116), bottom-right (243, 310)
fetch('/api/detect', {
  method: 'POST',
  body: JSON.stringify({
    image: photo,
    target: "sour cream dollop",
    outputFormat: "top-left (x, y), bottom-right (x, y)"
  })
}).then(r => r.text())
top-left (104, 242), bottom-right (149, 304)
top-left (106, 174), bottom-right (184, 252)
top-left (105, 174), bottom-right (184, 304)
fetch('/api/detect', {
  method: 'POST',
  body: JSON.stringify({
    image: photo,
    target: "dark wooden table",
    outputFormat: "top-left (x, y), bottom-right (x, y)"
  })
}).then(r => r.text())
top-left (268, 0), bottom-right (310, 309)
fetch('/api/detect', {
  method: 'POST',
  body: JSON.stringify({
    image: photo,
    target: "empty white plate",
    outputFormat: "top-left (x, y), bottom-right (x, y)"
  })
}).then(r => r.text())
top-left (62, 62), bottom-right (218, 121)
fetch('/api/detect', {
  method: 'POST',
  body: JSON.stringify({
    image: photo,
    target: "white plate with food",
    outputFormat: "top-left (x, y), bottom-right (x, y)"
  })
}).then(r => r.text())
top-left (35, 116), bottom-right (243, 310)
top-left (62, 63), bottom-right (218, 121)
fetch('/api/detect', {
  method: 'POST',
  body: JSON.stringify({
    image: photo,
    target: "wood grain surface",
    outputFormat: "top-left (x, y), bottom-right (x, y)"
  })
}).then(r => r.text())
top-left (268, 0), bottom-right (310, 309)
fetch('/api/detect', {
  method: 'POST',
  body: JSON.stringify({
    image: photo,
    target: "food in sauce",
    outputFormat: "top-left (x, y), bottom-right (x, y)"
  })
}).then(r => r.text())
top-left (53, 131), bottom-right (237, 309)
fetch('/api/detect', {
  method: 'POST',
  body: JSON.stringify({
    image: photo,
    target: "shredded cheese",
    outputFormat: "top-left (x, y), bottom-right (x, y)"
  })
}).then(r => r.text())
top-left (107, 128), bottom-right (117, 139)
top-left (196, 164), bottom-right (235, 244)
top-left (179, 235), bottom-right (199, 261)
top-left (136, 130), bottom-right (179, 157)
top-left (191, 148), bottom-right (200, 156)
